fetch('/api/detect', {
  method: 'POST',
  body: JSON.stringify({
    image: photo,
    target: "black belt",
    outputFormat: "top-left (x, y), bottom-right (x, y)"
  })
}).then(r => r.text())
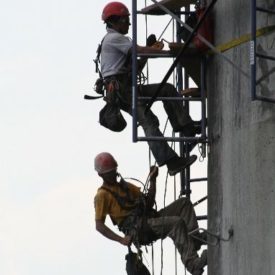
top-left (104, 74), bottom-right (130, 82)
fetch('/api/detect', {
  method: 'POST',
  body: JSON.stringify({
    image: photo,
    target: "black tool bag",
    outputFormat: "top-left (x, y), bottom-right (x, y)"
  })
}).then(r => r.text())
top-left (125, 249), bottom-right (151, 275)
top-left (99, 102), bottom-right (127, 132)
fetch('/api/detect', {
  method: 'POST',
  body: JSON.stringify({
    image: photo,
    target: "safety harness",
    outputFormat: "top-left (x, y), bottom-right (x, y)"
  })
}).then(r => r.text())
top-left (100, 177), bottom-right (158, 246)
top-left (92, 39), bottom-right (105, 96)
top-left (83, 39), bottom-right (128, 131)
top-left (99, 180), bottom-right (138, 214)
top-left (99, 178), bottom-right (154, 275)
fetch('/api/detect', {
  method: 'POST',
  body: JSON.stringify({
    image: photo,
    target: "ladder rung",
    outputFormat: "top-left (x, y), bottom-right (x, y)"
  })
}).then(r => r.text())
top-left (137, 96), bottom-right (204, 102)
top-left (189, 177), bottom-right (208, 183)
top-left (137, 136), bottom-right (207, 142)
top-left (138, 52), bottom-right (175, 58)
top-left (197, 215), bottom-right (207, 220)
top-left (141, 0), bottom-right (197, 15)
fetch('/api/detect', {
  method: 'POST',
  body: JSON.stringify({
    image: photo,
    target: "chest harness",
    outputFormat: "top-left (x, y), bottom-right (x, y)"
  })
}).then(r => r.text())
top-left (100, 176), bottom-right (158, 247)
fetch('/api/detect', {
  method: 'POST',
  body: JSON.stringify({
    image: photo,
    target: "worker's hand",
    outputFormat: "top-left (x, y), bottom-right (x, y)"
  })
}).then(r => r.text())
top-left (146, 34), bottom-right (164, 50)
top-left (120, 235), bottom-right (132, 246)
top-left (146, 34), bottom-right (157, 46)
top-left (151, 41), bottom-right (164, 50)
top-left (149, 166), bottom-right (158, 181)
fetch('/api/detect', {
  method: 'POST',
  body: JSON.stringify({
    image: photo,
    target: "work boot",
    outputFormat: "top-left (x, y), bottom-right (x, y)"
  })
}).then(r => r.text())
top-left (187, 250), bottom-right (207, 275)
top-left (166, 155), bottom-right (197, 176)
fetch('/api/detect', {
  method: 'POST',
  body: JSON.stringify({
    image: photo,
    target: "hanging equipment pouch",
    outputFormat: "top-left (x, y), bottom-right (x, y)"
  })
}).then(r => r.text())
top-left (99, 78), bottom-right (127, 132)
top-left (99, 102), bottom-right (127, 132)
top-left (125, 250), bottom-right (151, 275)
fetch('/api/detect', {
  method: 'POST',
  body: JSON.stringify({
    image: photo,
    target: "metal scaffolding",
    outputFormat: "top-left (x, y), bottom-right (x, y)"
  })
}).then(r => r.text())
top-left (131, 0), bottom-right (213, 218)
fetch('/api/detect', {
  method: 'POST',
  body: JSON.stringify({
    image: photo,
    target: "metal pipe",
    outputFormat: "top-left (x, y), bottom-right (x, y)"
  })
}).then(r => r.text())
top-left (138, 96), bottom-right (204, 101)
top-left (137, 52), bottom-right (175, 58)
top-left (201, 57), bottom-right (207, 138)
top-left (193, 196), bottom-right (208, 207)
top-left (189, 178), bottom-right (208, 182)
top-left (175, 15), bottom-right (187, 197)
top-left (137, 136), bottom-right (208, 142)
top-left (132, 0), bottom-right (138, 142)
top-left (137, 10), bottom-right (195, 15)
top-left (251, 0), bottom-right (257, 101)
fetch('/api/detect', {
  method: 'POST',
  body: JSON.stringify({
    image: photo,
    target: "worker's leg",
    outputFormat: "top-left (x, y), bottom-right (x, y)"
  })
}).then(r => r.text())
top-left (121, 95), bottom-right (177, 166)
top-left (147, 216), bottom-right (204, 273)
top-left (139, 83), bottom-right (192, 131)
top-left (136, 105), bottom-right (177, 166)
top-left (157, 197), bottom-right (199, 232)
top-left (119, 82), bottom-right (196, 169)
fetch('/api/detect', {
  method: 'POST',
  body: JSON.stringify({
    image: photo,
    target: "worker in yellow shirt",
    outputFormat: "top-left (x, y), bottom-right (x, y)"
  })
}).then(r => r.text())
top-left (93, 152), bottom-right (207, 275)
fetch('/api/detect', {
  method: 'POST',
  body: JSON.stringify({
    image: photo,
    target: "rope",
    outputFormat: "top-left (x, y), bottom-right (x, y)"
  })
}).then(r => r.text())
top-left (140, 2), bottom-right (201, 273)
top-left (161, 170), bottom-right (169, 275)
top-left (145, 0), bottom-right (149, 84)
top-left (198, 143), bottom-right (206, 162)
top-left (173, 140), bottom-right (178, 275)
top-left (143, 5), bottom-right (157, 275)
top-left (212, 25), bottom-right (275, 54)
top-left (171, 23), bottom-right (179, 272)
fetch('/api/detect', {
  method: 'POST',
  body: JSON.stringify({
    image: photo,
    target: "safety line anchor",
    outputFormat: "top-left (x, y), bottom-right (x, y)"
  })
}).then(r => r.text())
top-left (189, 227), bottom-right (234, 246)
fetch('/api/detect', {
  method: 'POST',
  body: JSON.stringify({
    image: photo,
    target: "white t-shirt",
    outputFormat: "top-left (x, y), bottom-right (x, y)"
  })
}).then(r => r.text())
top-left (101, 28), bottom-right (132, 78)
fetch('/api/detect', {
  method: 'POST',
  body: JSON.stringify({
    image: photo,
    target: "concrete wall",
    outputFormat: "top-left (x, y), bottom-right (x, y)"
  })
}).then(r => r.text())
top-left (207, 1), bottom-right (275, 274)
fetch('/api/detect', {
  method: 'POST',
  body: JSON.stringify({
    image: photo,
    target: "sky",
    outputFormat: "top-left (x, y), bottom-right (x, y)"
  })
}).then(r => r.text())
top-left (0, 1), bottom-right (207, 274)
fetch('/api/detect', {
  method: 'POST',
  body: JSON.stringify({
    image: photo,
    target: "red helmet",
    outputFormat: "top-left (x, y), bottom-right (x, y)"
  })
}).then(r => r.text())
top-left (102, 2), bottom-right (130, 21)
top-left (94, 152), bottom-right (118, 174)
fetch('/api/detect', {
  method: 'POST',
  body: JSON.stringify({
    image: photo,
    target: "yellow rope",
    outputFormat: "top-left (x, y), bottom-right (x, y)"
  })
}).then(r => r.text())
top-left (210, 25), bottom-right (275, 54)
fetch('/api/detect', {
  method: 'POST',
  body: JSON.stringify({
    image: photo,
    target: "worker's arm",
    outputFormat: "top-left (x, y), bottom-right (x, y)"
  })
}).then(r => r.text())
top-left (145, 166), bottom-right (158, 209)
top-left (127, 40), bottom-right (167, 73)
top-left (95, 219), bottom-right (131, 246)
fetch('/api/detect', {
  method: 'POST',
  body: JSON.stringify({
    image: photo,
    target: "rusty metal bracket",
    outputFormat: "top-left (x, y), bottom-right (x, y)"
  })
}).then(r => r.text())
top-left (189, 227), bottom-right (234, 246)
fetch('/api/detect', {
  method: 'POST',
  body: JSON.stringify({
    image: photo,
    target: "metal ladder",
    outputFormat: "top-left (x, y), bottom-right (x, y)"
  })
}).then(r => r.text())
top-left (131, 0), bottom-right (212, 220)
